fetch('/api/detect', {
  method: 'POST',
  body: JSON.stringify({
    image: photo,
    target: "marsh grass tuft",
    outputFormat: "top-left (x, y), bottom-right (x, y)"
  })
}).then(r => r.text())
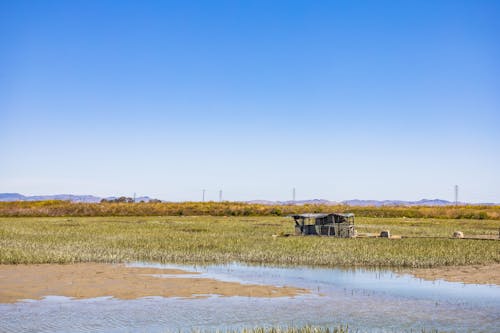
top-left (224, 326), bottom-right (349, 333)
top-left (192, 325), bottom-right (446, 333)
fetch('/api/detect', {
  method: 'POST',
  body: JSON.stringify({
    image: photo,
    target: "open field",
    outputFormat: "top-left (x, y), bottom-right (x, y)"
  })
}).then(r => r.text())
top-left (190, 327), bottom-right (445, 333)
top-left (214, 327), bottom-right (348, 333)
top-left (0, 216), bottom-right (498, 268)
top-left (1, 201), bottom-right (499, 220)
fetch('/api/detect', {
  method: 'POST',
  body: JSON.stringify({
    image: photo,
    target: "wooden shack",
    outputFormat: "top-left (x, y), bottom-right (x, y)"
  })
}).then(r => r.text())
top-left (291, 213), bottom-right (355, 238)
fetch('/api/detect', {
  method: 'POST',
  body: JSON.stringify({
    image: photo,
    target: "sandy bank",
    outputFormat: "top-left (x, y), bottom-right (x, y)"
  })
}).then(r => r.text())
top-left (0, 263), bottom-right (309, 303)
top-left (407, 263), bottom-right (500, 285)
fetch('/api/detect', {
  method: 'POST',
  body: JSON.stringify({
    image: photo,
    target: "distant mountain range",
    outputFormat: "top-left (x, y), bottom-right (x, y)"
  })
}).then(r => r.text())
top-left (0, 193), bottom-right (496, 206)
top-left (341, 199), bottom-right (458, 207)
top-left (246, 199), bottom-right (465, 206)
top-left (0, 193), bottom-right (155, 203)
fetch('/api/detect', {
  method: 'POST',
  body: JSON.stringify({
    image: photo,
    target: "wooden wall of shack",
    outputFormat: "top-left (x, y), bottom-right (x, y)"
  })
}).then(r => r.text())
top-left (294, 214), bottom-right (355, 238)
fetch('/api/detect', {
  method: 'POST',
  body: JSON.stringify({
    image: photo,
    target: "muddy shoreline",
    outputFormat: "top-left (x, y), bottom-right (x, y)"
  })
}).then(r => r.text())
top-left (0, 263), bottom-right (309, 303)
top-left (1, 262), bottom-right (498, 304)
top-left (407, 263), bottom-right (500, 285)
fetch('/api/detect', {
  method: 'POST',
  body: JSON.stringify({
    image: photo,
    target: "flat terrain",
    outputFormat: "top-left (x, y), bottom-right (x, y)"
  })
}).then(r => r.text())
top-left (0, 216), bottom-right (498, 270)
top-left (1, 201), bottom-right (499, 220)
top-left (0, 263), bottom-right (307, 303)
top-left (406, 263), bottom-right (500, 285)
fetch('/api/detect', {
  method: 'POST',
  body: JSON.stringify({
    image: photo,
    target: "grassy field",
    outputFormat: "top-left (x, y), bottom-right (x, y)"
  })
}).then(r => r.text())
top-left (194, 327), bottom-right (444, 333)
top-left (1, 201), bottom-right (499, 220)
top-left (193, 327), bottom-right (445, 333)
top-left (355, 217), bottom-right (500, 237)
top-left (208, 326), bottom-right (349, 333)
top-left (0, 216), bottom-right (498, 268)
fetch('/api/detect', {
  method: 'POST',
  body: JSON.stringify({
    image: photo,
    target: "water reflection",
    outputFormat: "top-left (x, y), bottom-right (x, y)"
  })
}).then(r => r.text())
top-left (0, 262), bottom-right (498, 333)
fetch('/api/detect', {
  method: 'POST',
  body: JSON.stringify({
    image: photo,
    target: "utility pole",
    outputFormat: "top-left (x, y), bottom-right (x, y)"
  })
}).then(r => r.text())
top-left (219, 190), bottom-right (223, 202)
top-left (202, 189), bottom-right (206, 202)
top-left (454, 185), bottom-right (459, 206)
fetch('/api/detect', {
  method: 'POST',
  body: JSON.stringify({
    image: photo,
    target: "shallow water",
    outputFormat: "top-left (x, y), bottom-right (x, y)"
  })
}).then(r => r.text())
top-left (0, 262), bottom-right (499, 332)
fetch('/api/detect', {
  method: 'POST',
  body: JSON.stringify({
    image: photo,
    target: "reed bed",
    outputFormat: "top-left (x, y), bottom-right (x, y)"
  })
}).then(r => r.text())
top-left (0, 201), bottom-right (499, 220)
top-left (0, 216), bottom-right (498, 268)
top-left (216, 326), bottom-right (348, 333)
top-left (204, 327), bottom-right (443, 333)
top-left (211, 328), bottom-right (447, 333)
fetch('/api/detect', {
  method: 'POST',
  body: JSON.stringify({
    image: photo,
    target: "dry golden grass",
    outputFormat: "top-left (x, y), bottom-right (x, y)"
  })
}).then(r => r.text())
top-left (0, 201), bottom-right (498, 220)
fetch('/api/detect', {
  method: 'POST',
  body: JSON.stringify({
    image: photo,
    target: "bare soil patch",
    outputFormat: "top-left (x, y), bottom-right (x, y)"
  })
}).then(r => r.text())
top-left (407, 263), bottom-right (500, 285)
top-left (0, 263), bottom-right (309, 303)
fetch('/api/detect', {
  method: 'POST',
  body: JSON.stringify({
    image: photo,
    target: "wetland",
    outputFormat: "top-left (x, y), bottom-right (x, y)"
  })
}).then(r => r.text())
top-left (0, 262), bottom-right (499, 332)
top-left (0, 215), bottom-right (499, 332)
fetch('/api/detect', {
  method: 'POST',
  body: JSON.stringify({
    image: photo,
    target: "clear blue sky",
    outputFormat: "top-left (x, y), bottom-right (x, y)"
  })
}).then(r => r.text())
top-left (1, 0), bottom-right (499, 202)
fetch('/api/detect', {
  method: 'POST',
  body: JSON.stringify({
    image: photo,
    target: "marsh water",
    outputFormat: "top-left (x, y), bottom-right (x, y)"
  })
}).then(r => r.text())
top-left (1, 262), bottom-right (499, 333)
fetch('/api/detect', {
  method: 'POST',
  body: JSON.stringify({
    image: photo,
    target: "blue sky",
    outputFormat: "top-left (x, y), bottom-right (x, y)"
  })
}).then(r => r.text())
top-left (1, 0), bottom-right (499, 202)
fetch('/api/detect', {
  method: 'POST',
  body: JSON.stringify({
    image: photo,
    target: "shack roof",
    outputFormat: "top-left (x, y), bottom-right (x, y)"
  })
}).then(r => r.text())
top-left (291, 213), bottom-right (354, 218)
top-left (291, 213), bottom-right (329, 218)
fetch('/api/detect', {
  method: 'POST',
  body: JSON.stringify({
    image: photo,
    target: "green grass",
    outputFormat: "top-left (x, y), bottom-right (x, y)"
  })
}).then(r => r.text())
top-left (355, 217), bottom-right (500, 237)
top-left (0, 216), bottom-right (498, 268)
top-left (192, 327), bottom-right (449, 333)
top-left (201, 327), bottom-right (445, 333)
top-left (211, 326), bottom-right (349, 333)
